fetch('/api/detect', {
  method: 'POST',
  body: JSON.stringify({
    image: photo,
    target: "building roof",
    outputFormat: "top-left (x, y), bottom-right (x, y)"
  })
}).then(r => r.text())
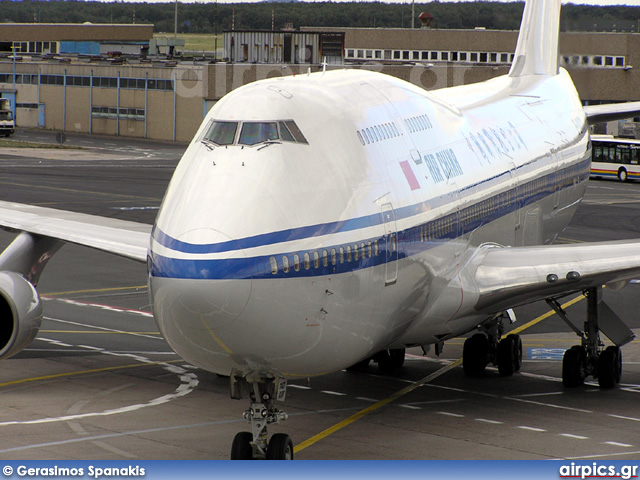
top-left (0, 24), bottom-right (154, 42)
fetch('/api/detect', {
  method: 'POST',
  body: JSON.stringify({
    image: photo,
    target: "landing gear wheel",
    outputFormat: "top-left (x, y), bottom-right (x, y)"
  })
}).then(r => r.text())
top-left (346, 357), bottom-right (371, 371)
top-left (497, 334), bottom-right (521, 376)
top-left (267, 433), bottom-right (294, 460)
top-left (376, 348), bottom-right (405, 374)
top-left (463, 333), bottom-right (489, 377)
top-left (562, 345), bottom-right (586, 387)
top-left (597, 346), bottom-right (622, 389)
top-left (510, 334), bottom-right (523, 372)
top-left (230, 431), bottom-right (254, 460)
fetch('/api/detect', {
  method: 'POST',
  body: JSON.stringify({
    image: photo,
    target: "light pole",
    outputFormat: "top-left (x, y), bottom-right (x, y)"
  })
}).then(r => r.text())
top-left (174, 0), bottom-right (178, 39)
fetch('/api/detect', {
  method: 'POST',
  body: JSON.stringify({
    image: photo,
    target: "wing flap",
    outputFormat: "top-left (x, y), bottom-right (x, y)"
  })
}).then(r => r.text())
top-left (584, 102), bottom-right (640, 125)
top-left (0, 201), bottom-right (151, 262)
top-left (473, 240), bottom-right (640, 313)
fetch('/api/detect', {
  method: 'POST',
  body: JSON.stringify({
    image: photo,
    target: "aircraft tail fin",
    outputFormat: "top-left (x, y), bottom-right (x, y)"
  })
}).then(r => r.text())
top-left (509, 0), bottom-right (561, 77)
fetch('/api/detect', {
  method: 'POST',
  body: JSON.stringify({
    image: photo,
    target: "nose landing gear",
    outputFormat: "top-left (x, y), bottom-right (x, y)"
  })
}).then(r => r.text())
top-left (229, 372), bottom-right (293, 460)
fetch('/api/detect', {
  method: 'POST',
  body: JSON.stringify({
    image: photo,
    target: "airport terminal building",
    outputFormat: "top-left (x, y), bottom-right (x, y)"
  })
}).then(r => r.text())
top-left (0, 23), bottom-right (638, 142)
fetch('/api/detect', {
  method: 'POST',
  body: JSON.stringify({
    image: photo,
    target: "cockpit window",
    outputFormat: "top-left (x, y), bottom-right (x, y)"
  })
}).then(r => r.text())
top-left (283, 120), bottom-right (308, 144)
top-left (202, 119), bottom-right (308, 147)
top-left (204, 121), bottom-right (238, 145)
top-left (278, 121), bottom-right (295, 142)
top-left (239, 122), bottom-right (279, 145)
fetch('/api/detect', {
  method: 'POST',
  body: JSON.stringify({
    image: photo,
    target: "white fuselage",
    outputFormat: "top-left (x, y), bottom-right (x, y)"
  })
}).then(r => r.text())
top-left (147, 68), bottom-right (590, 379)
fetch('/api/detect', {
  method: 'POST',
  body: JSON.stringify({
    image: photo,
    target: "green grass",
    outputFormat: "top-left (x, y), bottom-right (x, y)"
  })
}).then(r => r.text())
top-left (154, 33), bottom-right (223, 53)
top-left (0, 139), bottom-right (80, 149)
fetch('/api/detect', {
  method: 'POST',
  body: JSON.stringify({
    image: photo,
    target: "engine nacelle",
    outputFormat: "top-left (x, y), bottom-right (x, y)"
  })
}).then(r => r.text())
top-left (0, 271), bottom-right (42, 359)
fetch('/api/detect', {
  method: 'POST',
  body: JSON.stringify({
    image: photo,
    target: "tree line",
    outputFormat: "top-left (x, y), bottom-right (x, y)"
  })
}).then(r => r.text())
top-left (2, 1), bottom-right (639, 34)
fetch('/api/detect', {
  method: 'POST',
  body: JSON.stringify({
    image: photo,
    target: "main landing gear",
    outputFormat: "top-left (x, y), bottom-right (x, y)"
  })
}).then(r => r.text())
top-left (463, 310), bottom-right (523, 377)
top-left (229, 372), bottom-right (293, 460)
top-left (346, 348), bottom-right (407, 374)
top-left (547, 287), bottom-right (633, 389)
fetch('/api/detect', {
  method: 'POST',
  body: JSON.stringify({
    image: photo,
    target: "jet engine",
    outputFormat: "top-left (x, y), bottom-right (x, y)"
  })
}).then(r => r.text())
top-left (0, 271), bottom-right (42, 359)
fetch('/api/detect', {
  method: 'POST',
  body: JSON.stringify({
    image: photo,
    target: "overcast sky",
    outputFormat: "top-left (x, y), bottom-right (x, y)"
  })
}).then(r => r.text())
top-left (95, 0), bottom-right (640, 6)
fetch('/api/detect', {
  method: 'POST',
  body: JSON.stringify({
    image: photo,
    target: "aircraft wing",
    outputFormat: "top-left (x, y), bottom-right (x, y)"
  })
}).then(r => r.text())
top-left (583, 101), bottom-right (640, 125)
top-left (0, 200), bottom-right (150, 262)
top-left (472, 240), bottom-right (640, 313)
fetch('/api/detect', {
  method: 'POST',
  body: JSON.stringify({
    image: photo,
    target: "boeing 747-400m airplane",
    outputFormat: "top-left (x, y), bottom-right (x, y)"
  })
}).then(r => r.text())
top-left (0, 0), bottom-right (640, 460)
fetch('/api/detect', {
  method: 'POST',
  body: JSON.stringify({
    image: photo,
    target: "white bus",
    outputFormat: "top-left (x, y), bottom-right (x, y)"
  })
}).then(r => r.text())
top-left (590, 134), bottom-right (640, 182)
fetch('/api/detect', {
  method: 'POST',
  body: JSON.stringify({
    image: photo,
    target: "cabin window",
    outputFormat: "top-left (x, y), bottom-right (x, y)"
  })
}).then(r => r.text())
top-left (353, 244), bottom-right (359, 261)
top-left (331, 248), bottom-right (337, 265)
top-left (374, 240), bottom-right (379, 256)
top-left (293, 254), bottom-right (300, 272)
top-left (282, 256), bottom-right (290, 273)
top-left (270, 257), bottom-right (278, 275)
top-left (367, 242), bottom-right (372, 258)
top-left (346, 245), bottom-right (352, 262)
top-left (304, 252), bottom-right (310, 270)
top-left (322, 250), bottom-right (329, 267)
top-left (313, 251), bottom-right (320, 268)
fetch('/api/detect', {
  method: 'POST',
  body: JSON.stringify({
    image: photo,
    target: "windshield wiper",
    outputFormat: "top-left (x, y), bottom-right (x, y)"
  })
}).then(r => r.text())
top-left (257, 140), bottom-right (282, 151)
top-left (201, 139), bottom-right (216, 151)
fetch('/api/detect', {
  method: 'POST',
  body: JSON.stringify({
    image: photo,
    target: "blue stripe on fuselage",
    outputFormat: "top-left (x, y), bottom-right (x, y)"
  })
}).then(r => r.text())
top-left (149, 156), bottom-right (591, 281)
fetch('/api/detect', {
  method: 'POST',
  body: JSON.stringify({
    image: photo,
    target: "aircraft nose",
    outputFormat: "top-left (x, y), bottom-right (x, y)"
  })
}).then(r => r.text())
top-left (149, 227), bottom-right (253, 365)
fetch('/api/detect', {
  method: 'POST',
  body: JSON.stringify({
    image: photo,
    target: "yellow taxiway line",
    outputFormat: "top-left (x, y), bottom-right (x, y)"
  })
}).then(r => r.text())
top-left (294, 292), bottom-right (586, 454)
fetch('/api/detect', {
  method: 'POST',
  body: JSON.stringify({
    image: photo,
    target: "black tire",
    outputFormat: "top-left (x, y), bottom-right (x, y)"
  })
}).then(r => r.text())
top-left (346, 357), bottom-right (371, 371)
top-left (267, 433), bottom-right (294, 460)
top-left (497, 335), bottom-right (518, 376)
top-left (376, 348), bottom-right (405, 374)
top-left (463, 333), bottom-right (489, 377)
top-left (562, 346), bottom-right (586, 387)
top-left (509, 334), bottom-right (523, 372)
top-left (618, 168), bottom-right (628, 182)
top-left (230, 431), bottom-right (254, 460)
top-left (597, 346), bottom-right (621, 389)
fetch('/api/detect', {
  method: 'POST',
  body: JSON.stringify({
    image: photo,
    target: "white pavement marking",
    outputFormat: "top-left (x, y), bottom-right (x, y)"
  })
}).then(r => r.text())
top-left (476, 418), bottom-right (503, 425)
top-left (0, 337), bottom-right (198, 427)
top-left (559, 433), bottom-right (589, 440)
top-left (44, 317), bottom-right (160, 341)
top-left (517, 426), bottom-right (547, 432)
top-left (43, 297), bottom-right (153, 318)
top-left (604, 441), bottom-right (633, 448)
